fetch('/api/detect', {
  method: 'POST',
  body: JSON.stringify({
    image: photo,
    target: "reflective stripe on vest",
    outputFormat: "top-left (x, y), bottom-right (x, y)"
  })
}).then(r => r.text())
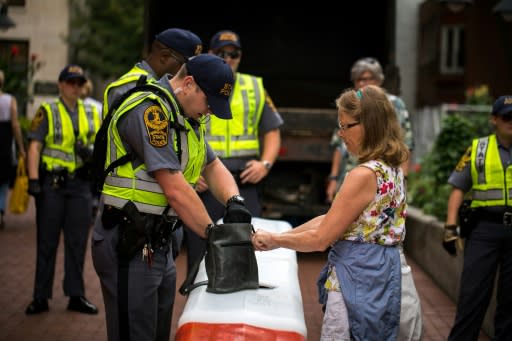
top-left (41, 99), bottom-right (100, 172)
top-left (102, 86), bottom-right (207, 215)
top-left (102, 65), bottom-right (151, 117)
top-left (470, 135), bottom-right (512, 207)
top-left (206, 73), bottom-right (265, 157)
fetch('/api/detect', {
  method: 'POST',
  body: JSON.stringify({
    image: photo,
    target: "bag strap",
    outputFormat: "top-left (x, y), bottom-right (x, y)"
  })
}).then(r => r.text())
top-left (179, 249), bottom-right (206, 295)
top-left (178, 248), bottom-right (276, 295)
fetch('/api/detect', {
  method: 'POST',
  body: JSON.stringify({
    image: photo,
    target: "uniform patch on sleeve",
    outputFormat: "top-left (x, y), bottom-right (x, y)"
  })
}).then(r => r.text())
top-left (265, 91), bottom-right (278, 113)
top-left (455, 146), bottom-right (472, 172)
top-left (143, 105), bottom-right (168, 147)
top-left (30, 108), bottom-right (45, 131)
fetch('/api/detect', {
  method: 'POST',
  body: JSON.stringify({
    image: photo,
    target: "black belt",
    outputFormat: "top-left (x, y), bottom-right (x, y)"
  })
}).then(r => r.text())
top-left (476, 209), bottom-right (512, 226)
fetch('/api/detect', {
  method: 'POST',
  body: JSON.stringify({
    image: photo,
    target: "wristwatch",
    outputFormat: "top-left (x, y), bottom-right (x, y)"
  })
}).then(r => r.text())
top-left (226, 194), bottom-right (245, 206)
top-left (261, 160), bottom-right (272, 170)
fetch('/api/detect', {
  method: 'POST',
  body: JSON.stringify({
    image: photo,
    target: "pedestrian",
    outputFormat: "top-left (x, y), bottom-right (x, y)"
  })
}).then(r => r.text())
top-left (325, 130), bottom-right (349, 203)
top-left (91, 54), bottom-right (252, 341)
top-left (81, 78), bottom-right (102, 116)
top-left (183, 29), bottom-right (283, 276)
top-left (103, 27), bottom-right (202, 116)
top-left (25, 64), bottom-right (101, 315)
top-left (102, 27), bottom-right (202, 261)
top-left (443, 95), bottom-right (512, 341)
top-left (0, 69), bottom-right (26, 228)
top-left (253, 85), bottom-right (409, 340)
top-left (325, 56), bottom-right (422, 340)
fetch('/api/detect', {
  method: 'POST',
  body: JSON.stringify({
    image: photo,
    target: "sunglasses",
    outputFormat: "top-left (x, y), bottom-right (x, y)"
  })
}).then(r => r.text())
top-left (216, 50), bottom-right (241, 59)
top-left (500, 113), bottom-right (512, 122)
top-left (65, 79), bottom-right (85, 87)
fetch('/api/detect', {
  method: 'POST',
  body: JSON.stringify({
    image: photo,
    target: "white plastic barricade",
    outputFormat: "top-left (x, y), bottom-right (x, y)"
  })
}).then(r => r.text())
top-left (176, 217), bottom-right (307, 340)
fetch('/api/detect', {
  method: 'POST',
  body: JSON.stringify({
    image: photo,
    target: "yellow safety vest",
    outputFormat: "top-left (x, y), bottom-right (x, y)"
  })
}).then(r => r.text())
top-left (102, 85), bottom-right (207, 216)
top-left (41, 99), bottom-right (101, 172)
top-left (102, 64), bottom-right (152, 117)
top-left (206, 72), bottom-right (265, 157)
top-left (470, 134), bottom-right (512, 207)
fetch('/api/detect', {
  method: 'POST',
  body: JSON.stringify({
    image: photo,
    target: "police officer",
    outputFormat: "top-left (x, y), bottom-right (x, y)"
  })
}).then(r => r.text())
top-left (183, 29), bottom-right (284, 276)
top-left (91, 54), bottom-right (252, 341)
top-left (25, 64), bottom-right (101, 315)
top-left (102, 28), bottom-right (202, 260)
top-left (103, 27), bottom-right (202, 116)
top-left (443, 95), bottom-right (512, 341)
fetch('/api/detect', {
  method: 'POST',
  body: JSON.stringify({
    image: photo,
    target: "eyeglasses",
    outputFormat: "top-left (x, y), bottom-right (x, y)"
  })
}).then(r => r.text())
top-left (216, 50), bottom-right (241, 59)
top-left (163, 47), bottom-right (187, 65)
top-left (338, 120), bottom-right (360, 131)
top-left (355, 76), bottom-right (375, 83)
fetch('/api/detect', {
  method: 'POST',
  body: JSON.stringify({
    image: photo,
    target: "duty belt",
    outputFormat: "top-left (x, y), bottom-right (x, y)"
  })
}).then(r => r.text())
top-left (477, 209), bottom-right (512, 226)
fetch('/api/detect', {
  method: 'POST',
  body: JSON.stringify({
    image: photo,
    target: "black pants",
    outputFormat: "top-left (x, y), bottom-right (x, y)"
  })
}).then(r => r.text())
top-left (33, 176), bottom-right (92, 299)
top-left (448, 220), bottom-right (512, 341)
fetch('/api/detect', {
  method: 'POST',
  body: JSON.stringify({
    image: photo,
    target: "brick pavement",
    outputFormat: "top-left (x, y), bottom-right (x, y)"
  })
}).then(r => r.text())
top-left (0, 196), bottom-right (491, 340)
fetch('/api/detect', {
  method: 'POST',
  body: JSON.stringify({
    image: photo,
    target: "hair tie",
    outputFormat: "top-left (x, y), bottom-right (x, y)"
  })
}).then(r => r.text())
top-left (356, 89), bottom-right (363, 99)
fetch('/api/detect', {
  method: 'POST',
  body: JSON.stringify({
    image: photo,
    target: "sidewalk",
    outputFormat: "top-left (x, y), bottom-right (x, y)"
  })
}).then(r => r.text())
top-left (0, 197), bottom-right (490, 341)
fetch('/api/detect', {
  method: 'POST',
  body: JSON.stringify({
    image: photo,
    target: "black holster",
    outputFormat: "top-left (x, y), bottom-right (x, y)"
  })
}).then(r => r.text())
top-left (102, 202), bottom-right (179, 262)
top-left (458, 200), bottom-right (477, 238)
top-left (117, 201), bottom-right (151, 262)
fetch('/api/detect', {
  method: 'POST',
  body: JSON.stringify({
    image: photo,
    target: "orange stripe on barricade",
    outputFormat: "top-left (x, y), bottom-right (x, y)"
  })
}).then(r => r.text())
top-left (176, 322), bottom-right (306, 341)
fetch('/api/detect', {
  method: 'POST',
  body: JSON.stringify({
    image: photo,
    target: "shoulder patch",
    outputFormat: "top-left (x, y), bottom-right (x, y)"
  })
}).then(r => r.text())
top-left (265, 91), bottom-right (278, 113)
top-left (455, 146), bottom-right (472, 172)
top-left (143, 105), bottom-right (168, 147)
top-left (30, 107), bottom-right (45, 131)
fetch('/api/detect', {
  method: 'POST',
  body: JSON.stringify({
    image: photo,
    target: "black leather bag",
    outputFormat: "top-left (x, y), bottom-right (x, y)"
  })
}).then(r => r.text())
top-left (205, 223), bottom-right (259, 294)
top-left (179, 222), bottom-right (260, 295)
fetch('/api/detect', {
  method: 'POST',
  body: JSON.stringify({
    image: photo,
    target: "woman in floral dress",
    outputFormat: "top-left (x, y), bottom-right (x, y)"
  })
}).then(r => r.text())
top-left (253, 85), bottom-right (409, 341)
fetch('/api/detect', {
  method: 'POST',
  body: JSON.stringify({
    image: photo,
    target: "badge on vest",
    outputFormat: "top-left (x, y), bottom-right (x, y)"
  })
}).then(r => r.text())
top-left (144, 105), bottom-right (168, 147)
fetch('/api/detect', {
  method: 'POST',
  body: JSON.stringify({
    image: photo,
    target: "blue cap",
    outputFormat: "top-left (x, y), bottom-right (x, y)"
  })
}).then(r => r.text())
top-left (492, 95), bottom-right (512, 116)
top-left (58, 64), bottom-right (86, 83)
top-left (187, 54), bottom-right (234, 119)
top-left (209, 30), bottom-right (241, 50)
top-left (155, 28), bottom-right (203, 60)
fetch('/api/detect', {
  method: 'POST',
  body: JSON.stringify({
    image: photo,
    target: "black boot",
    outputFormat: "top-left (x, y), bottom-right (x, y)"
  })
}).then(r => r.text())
top-left (67, 296), bottom-right (98, 314)
top-left (25, 299), bottom-right (49, 315)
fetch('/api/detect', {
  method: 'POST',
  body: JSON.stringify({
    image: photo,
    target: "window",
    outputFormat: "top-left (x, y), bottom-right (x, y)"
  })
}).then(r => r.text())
top-left (440, 25), bottom-right (465, 74)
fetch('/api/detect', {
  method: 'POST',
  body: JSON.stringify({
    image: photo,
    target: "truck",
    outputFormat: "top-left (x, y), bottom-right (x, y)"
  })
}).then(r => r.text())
top-left (143, 1), bottom-right (394, 220)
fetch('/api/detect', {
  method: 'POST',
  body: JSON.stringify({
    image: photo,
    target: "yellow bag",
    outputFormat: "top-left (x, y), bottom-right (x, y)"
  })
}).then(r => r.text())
top-left (9, 156), bottom-right (29, 214)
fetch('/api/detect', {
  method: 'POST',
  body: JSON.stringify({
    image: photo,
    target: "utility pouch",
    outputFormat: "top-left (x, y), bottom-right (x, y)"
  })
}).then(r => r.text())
top-left (116, 201), bottom-right (150, 262)
top-left (458, 200), bottom-right (477, 238)
top-left (101, 205), bottom-right (123, 230)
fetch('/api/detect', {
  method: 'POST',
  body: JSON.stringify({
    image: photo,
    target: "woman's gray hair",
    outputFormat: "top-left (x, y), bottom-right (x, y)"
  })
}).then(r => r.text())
top-left (350, 57), bottom-right (384, 84)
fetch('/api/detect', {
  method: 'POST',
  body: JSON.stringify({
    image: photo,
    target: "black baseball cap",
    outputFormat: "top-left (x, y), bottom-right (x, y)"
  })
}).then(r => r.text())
top-left (58, 64), bottom-right (86, 83)
top-left (155, 28), bottom-right (203, 60)
top-left (492, 95), bottom-right (512, 116)
top-left (186, 54), bottom-right (234, 119)
top-left (209, 30), bottom-right (241, 50)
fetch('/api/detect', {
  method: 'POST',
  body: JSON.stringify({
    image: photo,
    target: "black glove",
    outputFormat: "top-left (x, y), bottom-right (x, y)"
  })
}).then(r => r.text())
top-left (223, 202), bottom-right (252, 223)
top-left (442, 224), bottom-right (460, 256)
top-left (28, 179), bottom-right (42, 197)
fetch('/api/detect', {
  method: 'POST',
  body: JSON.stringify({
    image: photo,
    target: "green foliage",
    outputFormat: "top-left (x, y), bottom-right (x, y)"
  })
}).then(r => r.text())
top-left (67, 0), bottom-right (144, 79)
top-left (408, 111), bottom-right (492, 220)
